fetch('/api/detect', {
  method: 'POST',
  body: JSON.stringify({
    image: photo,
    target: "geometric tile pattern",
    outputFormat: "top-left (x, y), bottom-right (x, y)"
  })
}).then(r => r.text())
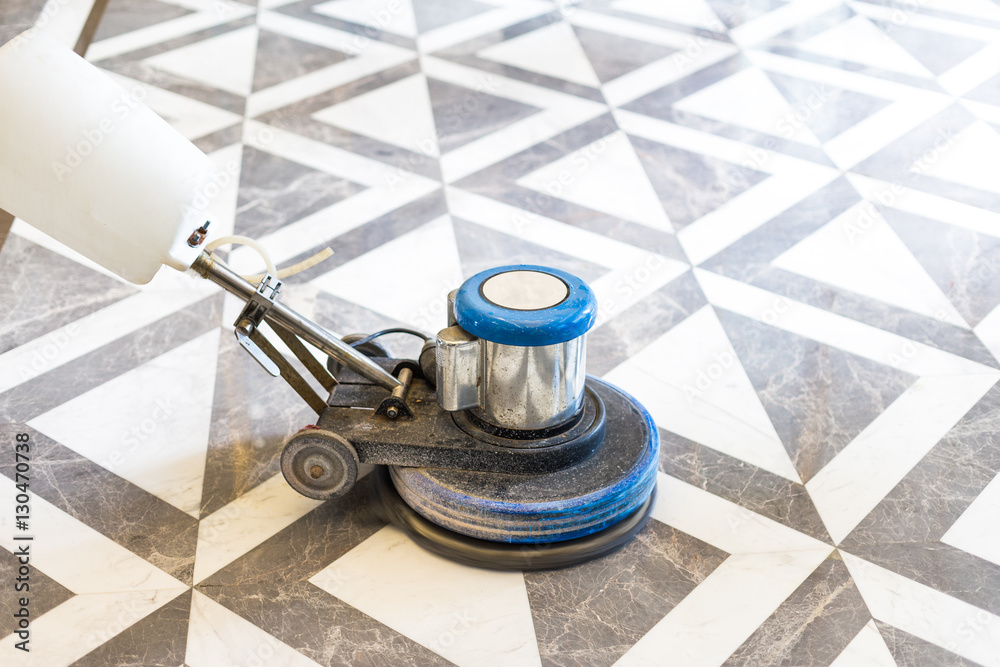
top-left (3, 0), bottom-right (1000, 664)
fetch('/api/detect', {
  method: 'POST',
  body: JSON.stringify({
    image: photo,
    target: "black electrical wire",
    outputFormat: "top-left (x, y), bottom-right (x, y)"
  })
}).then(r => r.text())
top-left (349, 327), bottom-right (429, 349)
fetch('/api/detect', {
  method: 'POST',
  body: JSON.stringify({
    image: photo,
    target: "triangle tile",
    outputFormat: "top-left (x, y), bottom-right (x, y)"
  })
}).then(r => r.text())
top-left (29, 329), bottom-right (220, 518)
top-left (916, 120), bottom-right (1000, 196)
top-left (725, 558), bottom-right (869, 665)
top-left (477, 21), bottom-right (601, 88)
top-left (311, 525), bottom-right (542, 667)
top-left (427, 78), bottom-right (541, 154)
top-left (517, 131), bottom-right (673, 233)
top-left (313, 0), bottom-right (418, 38)
top-left (526, 519), bottom-right (728, 666)
top-left (73, 589), bottom-right (192, 667)
top-left (0, 550), bottom-right (74, 636)
top-left (772, 203), bottom-right (970, 328)
top-left (717, 309), bottom-right (917, 483)
top-left (235, 148), bottom-right (366, 239)
top-left (874, 620), bottom-right (983, 667)
top-left (766, 71), bottom-right (892, 142)
top-left (706, 0), bottom-right (787, 29)
top-left (630, 134), bottom-right (770, 230)
top-left (145, 26), bottom-right (260, 97)
top-left (0, 235), bottom-right (138, 354)
top-left (833, 619), bottom-right (897, 666)
top-left (673, 67), bottom-right (822, 145)
top-left (964, 71), bottom-right (1000, 107)
top-left (573, 25), bottom-right (678, 84)
top-left (452, 217), bottom-right (609, 282)
top-left (313, 74), bottom-right (440, 157)
top-left (311, 215), bottom-right (463, 330)
top-left (797, 15), bottom-right (933, 79)
top-left (872, 20), bottom-right (989, 76)
top-left (252, 29), bottom-right (351, 93)
top-left (883, 206), bottom-right (1000, 327)
top-left (200, 312), bottom-right (317, 518)
top-left (604, 305), bottom-right (801, 482)
top-left (613, 0), bottom-right (724, 30)
top-left (412, 0), bottom-right (494, 34)
top-left (93, 0), bottom-right (194, 41)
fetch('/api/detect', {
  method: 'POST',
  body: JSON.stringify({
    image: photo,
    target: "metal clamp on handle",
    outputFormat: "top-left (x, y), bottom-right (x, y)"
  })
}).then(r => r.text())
top-left (233, 273), bottom-right (283, 377)
top-left (191, 252), bottom-right (401, 391)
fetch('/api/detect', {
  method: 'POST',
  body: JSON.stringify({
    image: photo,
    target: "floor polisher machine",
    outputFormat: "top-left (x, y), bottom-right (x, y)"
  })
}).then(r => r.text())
top-left (0, 33), bottom-right (658, 570)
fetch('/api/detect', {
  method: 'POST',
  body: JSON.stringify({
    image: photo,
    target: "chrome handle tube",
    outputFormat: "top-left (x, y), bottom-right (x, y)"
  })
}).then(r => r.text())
top-left (192, 252), bottom-right (401, 391)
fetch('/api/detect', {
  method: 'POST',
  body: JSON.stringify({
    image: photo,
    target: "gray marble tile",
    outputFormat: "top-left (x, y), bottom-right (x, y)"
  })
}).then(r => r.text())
top-left (658, 430), bottom-right (832, 543)
top-left (844, 542), bottom-right (1000, 617)
top-left (275, 0), bottom-right (415, 51)
top-left (72, 589), bottom-right (192, 667)
top-left (707, 0), bottom-right (787, 30)
top-left (884, 207), bottom-right (1000, 328)
top-left (412, 0), bottom-right (494, 34)
top-left (0, 548), bottom-right (74, 637)
top-left (191, 122), bottom-right (243, 155)
top-left (589, 270), bottom-right (706, 376)
top-left (0, 0), bottom-right (46, 47)
top-left (717, 308), bottom-right (917, 483)
top-left (630, 134), bottom-right (770, 230)
top-left (0, 295), bottom-right (222, 423)
top-left (428, 77), bottom-right (541, 154)
top-left (235, 147), bottom-right (367, 239)
top-left (875, 620), bottom-right (982, 667)
top-left (199, 331), bottom-right (317, 517)
top-left (872, 20), bottom-right (988, 76)
top-left (572, 26), bottom-right (678, 84)
top-left (525, 520), bottom-right (728, 667)
top-left (964, 71), bottom-right (1000, 107)
top-left (92, 0), bottom-right (193, 42)
top-left (0, 424), bottom-right (200, 584)
top-left (253, 28), bottom-right (351, 93)
top-left (766, 71), bottom-right (892, 143)
top-left (452, 217), bottom-right (609, 283)
top-left (0, 235), bottom-right (138, 355)
top-left (622, 55), bottom-right (750, 119)
top-left (842, 382), bottom-right (1000, 546)
top-left (723, 556), bottom-right (868, 666)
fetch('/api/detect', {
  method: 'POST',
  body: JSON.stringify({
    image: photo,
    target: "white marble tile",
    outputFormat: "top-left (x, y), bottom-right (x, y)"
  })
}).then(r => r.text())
top-left (29, 329), bottom-right (220, 518)
top-left (311, 215), bottom-right (463, 331)
top-left (0, 478), bottom-right (185, 593)
top-left (941, 471), bottom-right (1000, 567)
top-left (605, 306), bottom-right (801, 482)
top-left (0, 589), bottom-right (187, 667)
top-left (616, 472), bottom-right (830, 666)
top-left (829, 619), bottom-right (897, 667)
top-left (186, 590), bottom-right (323, 667)
top-left (975, 303), bottom-right (1000, 364)
top-left (807, 374), bottom-right (999, 544)
top-left (313, 0), bottom-right (418, 38)
top-left (772, 202), bottom-right (970, 329)
top-left (192, 473), bottom-right (323, 584)
top-left (86, 3), bottom-right (256, 62)
top-left (611, 0), bottom-right (723, 31)
top-left (517, 130), bottom-right (673, 233)
top-left (313, 73), bottom-right (439, 157)
top-left (916, 120), bottom-right (1000, 196)
top-left (415, 1), bottom-right (552, 54)
top-left (842, 552), bottom-right (1000, 667)
top-left (798, 15), bottom-right (933, 79)
top-left (695, 269), bottom-right (996, 377)
top-left (33, 0), bottom-right (98, 49)
top-left (310, 525), bottom-right (541, 667)
top-left (673, 67), bottom-right (821, 146)
top-left (145, 26), bottom-right (259, 96)
top-left (729, 0), bottom-right (842, 48)
top-left (421, 56), bottom-right (607, 183)
top-left (477, 21), bottom-right (600, 88)
top-left (939, 43), bottom-right (1000, 97)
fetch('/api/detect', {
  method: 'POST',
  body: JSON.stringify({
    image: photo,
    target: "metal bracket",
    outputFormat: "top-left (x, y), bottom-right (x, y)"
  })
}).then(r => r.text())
top-left (234, 274), bottom-right (283, 377)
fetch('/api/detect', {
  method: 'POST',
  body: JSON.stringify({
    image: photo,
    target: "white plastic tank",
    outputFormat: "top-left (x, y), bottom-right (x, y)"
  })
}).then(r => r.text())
top-left (0, 31), bottom-right (216, 284)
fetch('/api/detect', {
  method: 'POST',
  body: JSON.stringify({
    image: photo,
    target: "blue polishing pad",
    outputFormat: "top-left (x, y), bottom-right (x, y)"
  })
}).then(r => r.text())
top-left (390, 377), bottom-right (658, 544)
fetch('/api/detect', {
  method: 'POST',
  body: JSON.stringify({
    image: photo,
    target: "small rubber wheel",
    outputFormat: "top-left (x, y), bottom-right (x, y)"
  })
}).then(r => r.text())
top-left (281, 429), bottom-right (359, 500)
top-left (369, 466), bottom-right (656, 571)
top-left (327, 333), bottom-right (390, 375)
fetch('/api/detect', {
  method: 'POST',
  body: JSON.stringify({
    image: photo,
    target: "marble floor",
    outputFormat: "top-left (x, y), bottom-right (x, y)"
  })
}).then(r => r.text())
top-left (3, 0), bottom-right (1000, 665)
